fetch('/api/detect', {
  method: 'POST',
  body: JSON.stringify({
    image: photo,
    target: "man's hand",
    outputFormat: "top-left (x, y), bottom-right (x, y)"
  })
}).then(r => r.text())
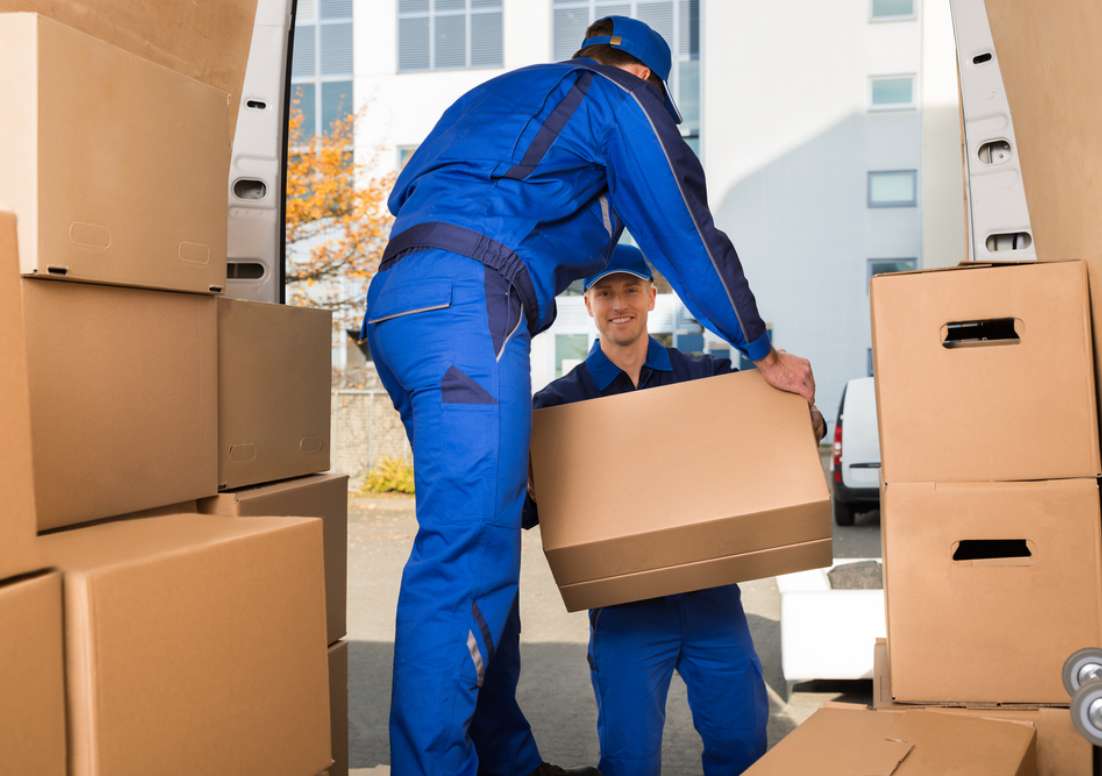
top-left (809, 404), bottom-right (827, 441)
top-left (753, 348), bottom-right (816, 403)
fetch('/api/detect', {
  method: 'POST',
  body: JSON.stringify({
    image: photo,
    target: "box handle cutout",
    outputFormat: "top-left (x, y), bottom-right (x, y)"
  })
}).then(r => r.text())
top-left (972, 51), bottom-right (993, 65)
top-left (952, 539), bottom-right (1031, 562)
top-left (246, 99), bottom-right (267, 109)
top-left (227, 260), bottom-right (266, 280)
top-left (233, 178), bottom-right (268, 200)
top-left (940, 318), bottom-right (1021, 348)
top-left (985, 232), bottom-right (1033, 252)
top-left (977, 140), bottom-right (1012, 165)
top-left (46, 265), bottom-right (68, 276)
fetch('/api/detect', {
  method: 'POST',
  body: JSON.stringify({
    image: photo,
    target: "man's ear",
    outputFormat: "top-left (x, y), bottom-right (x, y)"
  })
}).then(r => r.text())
top-left (584, 291), bottom-right (594, 318)
top-left (647, 283), bottom-right (657, 311)
top-left (620, 62), bottom-right (652, 82)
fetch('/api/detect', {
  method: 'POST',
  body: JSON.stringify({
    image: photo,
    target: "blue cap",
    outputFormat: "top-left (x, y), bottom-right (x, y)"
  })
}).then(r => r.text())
top-left (580, 15), bottom-right (682, 124)
top-left (584, 244), bottom-right (654, 291)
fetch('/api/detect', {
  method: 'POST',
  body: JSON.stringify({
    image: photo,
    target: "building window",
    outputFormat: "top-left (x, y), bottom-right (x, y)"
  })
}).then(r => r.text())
top-left (869, 75), bottom-right (915, 110)
top-left (871, 0), bottom-right (916, 21)
top-left (397, 145), bottom-right (419, 168)
top-left (291, 1), bottom-right (354, 137)
top-left (552, 0), bottom-right (701, 147)
top-left (398, 0), bottom-right (504, 72)
top-left (868, 170), bottom-right (917, 208)
top-left (867, 258), bottom-right (917, 284)
top-left (555, 334), bottom-right (589, 377)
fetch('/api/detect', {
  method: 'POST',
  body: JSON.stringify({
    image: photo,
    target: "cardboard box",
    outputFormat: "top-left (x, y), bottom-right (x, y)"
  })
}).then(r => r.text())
top-left (531, 370), bottom-right (832, 612)
top-left (0, 228), bottom-right (219, 530)
top-left (41, 513), bottom-right (331, 776)
top-left (871, 261), bottom-right (1099, 483)
top-left (328, 640), bottom-right (349, 776)
top-left (0, 13), bottom-right (229, 294)
top-left (218, 298), bottom-right (332, 490)
top-left (0, 571), bottom-right (66, 776)
top-left (745, 705), bottom-right (1037, 775)
top-left (0, 0), bottom-right (257, 138)
top-left (874, 639), bottom-right (1091, 776)
top-left (883, 479), bottom-right (1102, 704)
top-left (198, 473), bottom-right (348, 644)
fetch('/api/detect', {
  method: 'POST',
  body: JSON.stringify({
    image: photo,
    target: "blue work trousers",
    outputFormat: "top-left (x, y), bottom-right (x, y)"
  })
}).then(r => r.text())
top-left (588, 585), bottom-right (768, 776)
top-left (364, 249), bottom-right (542, 776)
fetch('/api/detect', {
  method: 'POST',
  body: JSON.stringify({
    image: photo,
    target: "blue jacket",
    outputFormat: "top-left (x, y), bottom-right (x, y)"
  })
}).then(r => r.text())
top-left (522, 337), bottom-right (737, 528)
top-left (389, 58), bottom-right (770, 360)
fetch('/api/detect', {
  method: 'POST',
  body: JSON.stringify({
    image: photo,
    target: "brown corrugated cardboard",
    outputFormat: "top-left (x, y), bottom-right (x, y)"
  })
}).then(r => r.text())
top-left (0, 571), bottom-right (66, 776)
top-left (0, 0), bottom-right (257, 137)
top-left (217, 298), bottom-right (332, 490)
top-left (0, 215), bottom-right (40, 578)
top-left (198, 473), bottom-right (349, 644)
top-left (41, 514), bottom-right (331, 776)
top-left (870, 261), bottom-right (1099, 483)
top-left (883, 479), bottom-right (1102, 705)
top-left (0, 13), bottom-right (229, 294)
top-left (744, 705), bottom-right (1037, 775)
top-left (874, 639), bottom-right (1090, 776)
top-left (531, 370), bottom-right (831, 612)
top-left (328, 640), bottom-right (349, 776)
top-left (0, 210), bottom-right (218, 532)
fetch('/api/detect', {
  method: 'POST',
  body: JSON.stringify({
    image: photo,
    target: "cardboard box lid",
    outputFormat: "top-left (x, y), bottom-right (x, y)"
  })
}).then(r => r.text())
top-left (870, 260), bottom-right (1100, 483)
top-left (41, 514), bottom-right (332, 776)
top-left (0, 571), bottom-right (66, 776)
top-left (883, 479), bottom-right (1102, 704)
top-left (0, 0), bottom-right (258, 136)
top-left (531, 370), bottom-right (829, 551)
top-left (745, 706), bottom-right (1037, 775)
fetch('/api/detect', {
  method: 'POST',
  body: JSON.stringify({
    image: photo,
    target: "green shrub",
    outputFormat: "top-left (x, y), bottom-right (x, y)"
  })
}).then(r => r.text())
top-left (361, 457), bottom-right (415, 495)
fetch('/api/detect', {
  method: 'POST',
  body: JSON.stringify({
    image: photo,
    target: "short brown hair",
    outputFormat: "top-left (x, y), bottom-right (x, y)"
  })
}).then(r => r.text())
top-left (573, 18), bottom-right (662, 87)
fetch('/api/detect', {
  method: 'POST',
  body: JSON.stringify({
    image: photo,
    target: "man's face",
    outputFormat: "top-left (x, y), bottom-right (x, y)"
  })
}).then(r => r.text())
top-left (584, 273), bottom-right (657, 347)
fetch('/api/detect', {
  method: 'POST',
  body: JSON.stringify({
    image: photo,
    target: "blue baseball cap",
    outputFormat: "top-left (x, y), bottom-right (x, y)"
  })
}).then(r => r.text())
top-left (584, 244), bottom-right (654, 291)
top-left (580, 15), bottom-right (682, 124)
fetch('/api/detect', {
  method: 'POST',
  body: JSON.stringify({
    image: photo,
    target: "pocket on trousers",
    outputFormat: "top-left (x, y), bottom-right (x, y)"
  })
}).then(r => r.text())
top-left (366, 278), bottom-right (453, 325)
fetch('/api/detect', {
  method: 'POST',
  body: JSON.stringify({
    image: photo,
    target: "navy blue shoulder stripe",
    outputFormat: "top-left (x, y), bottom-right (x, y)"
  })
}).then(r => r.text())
top-left (503, 71), bottom-right (595, 180)
top-left (570, 59), bottom-right (767, 348)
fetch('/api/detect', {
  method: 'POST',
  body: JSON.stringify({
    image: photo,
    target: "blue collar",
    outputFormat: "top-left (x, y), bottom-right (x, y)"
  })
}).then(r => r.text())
top-left (586, 337), bottom-right (673, 392)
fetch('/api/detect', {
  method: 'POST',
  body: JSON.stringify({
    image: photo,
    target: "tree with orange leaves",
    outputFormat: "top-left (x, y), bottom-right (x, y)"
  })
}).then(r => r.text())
top-left (284, 95), bottom-right (395, 334)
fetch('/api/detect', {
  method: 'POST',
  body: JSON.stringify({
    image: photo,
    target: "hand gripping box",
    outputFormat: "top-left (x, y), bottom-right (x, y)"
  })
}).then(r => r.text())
top-left (40, 514), bottom-right (332, 776)
top-left (217, 298), bottom-right (332, 490)
top-left (0, 213), bottom-right (218, 532)
top-left (744, 705), bottom-right (1037, 775)
top-left (874, 639), bottom-right (1092, 776)
top-left (0, 13), bottom-right (229, 294)
top-left (883, 479), bottom-right (1102, 705)
top-left (199, 473), bottom-right (349, 644)
top-left (870, 260), bottom-right (1100, 483)
top-left (531, 370), bottom-right (832, 612)
top-left (0, 571), bottom-right (66, 776)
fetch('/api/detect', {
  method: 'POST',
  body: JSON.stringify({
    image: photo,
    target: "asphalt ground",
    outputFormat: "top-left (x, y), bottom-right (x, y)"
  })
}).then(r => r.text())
top-left (345, 491), bottom-right (882, 775)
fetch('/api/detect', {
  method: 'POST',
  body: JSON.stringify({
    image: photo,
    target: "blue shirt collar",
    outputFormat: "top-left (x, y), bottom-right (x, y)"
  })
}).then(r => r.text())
top-left (585, 337), bottom-right (673, 392)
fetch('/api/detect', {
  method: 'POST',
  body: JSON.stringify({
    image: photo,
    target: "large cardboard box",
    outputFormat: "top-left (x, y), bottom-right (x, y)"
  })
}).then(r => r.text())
top-left (218, 298), bottom-right (332, 490)
top-left (198, 473), bottom-right (348, 644)
top-left (0, 0), bottom-right (257, 137)
top-left (0, 571), bottom-right (66, 776)
top-left (41, 514), bottom-right (331, 776)
top-left (531, 370), bottom-right (831, 612)
top-left (871, 261), bottom-right (1099, 483)
top-left (0, 13), bottom-right (229, 294)
top-left (328, 640), bottom-right (349, 776)
top-left (0, 220), bottom-right (218, 531)
top-left (745, 705), bottom-right (1037, 775)
top-left (874, 639), bottom-right (1091, 776)
top-left (883, 479), bottom-right (1102, 705)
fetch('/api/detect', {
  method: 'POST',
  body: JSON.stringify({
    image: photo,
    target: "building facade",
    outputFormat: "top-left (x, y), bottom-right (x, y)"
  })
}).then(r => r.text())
top-left (302, 0), bottom-right (963, 428)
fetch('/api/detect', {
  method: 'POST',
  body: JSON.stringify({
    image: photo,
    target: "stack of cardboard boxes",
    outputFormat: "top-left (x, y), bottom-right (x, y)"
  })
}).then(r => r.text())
top-left (0, 5), bottom-right (349, 775)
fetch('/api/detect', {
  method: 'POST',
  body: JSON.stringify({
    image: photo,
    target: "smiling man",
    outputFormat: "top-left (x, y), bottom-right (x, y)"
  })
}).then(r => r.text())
top-left (525, 245), bottom-right (825, 775)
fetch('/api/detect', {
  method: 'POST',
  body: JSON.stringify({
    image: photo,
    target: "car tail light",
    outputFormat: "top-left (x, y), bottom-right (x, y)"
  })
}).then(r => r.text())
top-left (832, 419), bottom-right (843, 484)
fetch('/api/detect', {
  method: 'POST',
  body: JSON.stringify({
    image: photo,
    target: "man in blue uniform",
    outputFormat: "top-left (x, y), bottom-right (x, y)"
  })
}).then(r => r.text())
top-left (524, 246), bottom-right (826, 776)
top-left (362, 15), bottom-right (818, 776)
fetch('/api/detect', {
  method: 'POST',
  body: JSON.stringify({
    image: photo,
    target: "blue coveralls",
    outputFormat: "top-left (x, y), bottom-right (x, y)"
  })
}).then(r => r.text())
top-left (363, 57), bottom-right (771, 776)
top-left (523, 339), bottom-right (769, 776)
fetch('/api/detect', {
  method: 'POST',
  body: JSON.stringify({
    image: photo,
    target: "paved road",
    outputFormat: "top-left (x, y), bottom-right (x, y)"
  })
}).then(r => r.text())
top-left (346, 494), bottom-right (882, 775)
